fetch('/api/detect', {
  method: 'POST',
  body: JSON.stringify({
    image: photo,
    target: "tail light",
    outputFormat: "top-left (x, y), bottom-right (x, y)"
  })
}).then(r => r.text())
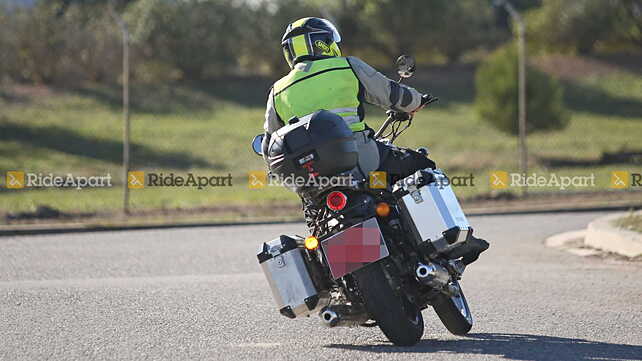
top-left (326, 191), bottom-right (347, 211)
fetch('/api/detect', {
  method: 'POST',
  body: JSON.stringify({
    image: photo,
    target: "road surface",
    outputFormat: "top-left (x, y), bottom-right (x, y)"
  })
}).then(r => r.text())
top-left (1, 211), bottom-right (641, 360)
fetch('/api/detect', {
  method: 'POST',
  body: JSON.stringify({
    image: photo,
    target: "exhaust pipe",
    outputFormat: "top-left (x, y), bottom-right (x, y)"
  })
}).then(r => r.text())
top-left (319, 305), bottom-right (369, 328)
top-left (416, 262), bottom-right (450, 288)
top-left (320, 307), bottom-right (340, 327)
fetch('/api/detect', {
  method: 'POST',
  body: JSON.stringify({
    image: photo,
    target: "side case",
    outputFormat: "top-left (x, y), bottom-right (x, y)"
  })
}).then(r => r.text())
top-left (257, 235), bottom-right (327, 319)
top-left (395, 169), bottom-right (471, 253)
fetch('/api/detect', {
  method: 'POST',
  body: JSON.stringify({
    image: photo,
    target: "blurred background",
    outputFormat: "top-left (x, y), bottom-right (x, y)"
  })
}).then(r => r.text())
top-left (0, 0), bottom-right (641, 225)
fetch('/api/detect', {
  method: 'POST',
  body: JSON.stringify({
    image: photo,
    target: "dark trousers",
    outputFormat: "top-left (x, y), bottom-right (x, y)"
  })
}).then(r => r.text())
top-left (375, 141), bottom-right (436, 185)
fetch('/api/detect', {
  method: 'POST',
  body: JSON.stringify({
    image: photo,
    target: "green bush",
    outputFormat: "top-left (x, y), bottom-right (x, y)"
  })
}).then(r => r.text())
top-left (0, 2), bottom-right (120, 85)
top-left (525, 0), bottom-right (642, 55)
top-left (475, 45), bottom-right (569, 135)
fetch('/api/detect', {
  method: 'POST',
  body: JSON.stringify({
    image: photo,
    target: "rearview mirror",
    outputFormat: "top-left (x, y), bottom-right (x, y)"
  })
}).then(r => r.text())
top-left (396, 55), bottom-right (416, 79)
top-left (251, 134), bottom-right (264, 156)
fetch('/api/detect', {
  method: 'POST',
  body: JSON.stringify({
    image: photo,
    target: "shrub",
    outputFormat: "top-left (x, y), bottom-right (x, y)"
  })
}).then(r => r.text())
top-left (0, 3), bottom-right (121, 85)
top-left (475, 44), bottom-right (569, 135)
top-left (525, 0), bottom-right (641, 55)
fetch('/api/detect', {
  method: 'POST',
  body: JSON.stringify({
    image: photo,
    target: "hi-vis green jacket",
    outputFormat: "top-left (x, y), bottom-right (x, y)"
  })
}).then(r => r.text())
top-left (264, 56), bottom-right (424, 134)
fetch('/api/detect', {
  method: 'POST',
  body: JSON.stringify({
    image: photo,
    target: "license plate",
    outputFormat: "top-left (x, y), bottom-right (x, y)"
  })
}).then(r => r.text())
top-left (320, 217), bottom-right (389, 279)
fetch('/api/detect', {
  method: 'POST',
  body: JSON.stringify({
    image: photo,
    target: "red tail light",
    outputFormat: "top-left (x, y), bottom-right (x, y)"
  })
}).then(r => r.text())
top-left (326, 191), bottom-right (347, 211)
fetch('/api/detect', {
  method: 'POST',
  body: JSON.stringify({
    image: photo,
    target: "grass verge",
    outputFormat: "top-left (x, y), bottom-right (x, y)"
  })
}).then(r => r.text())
top-left (1, 54), bottom-right (642, 219)
top-left (614, 212), bottom-right (642, 233)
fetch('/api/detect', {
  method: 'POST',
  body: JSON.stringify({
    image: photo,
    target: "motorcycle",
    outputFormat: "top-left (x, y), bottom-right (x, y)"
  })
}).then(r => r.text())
top-left (251, 55), bottom-right (489, 346)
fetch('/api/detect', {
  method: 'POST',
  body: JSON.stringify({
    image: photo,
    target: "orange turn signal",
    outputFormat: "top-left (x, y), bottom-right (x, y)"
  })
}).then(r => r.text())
top-left (375, 202), bottom-right (391, 217)
top-left (304, 236), bottom-right (319, 250)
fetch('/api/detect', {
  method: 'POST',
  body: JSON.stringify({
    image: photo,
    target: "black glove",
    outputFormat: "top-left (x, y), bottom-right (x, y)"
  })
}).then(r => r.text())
top-left (421, 93), bottom-right (439, 106)
top-left (386, 109), bottom-right (411, 121)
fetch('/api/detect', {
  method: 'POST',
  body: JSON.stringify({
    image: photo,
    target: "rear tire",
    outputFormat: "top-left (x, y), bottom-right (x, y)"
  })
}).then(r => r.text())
top-left (432, 280), bottom-right (473, 335)
top-left (353, 262), bottom-right (424, 346)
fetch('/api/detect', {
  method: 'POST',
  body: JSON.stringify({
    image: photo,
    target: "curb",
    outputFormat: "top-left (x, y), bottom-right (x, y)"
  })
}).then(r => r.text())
top-left (545, 229), bottom-right (587, 248)
top-left (544, 229), bottom-right (603, 257)
top-left (585, 212), bottom-right (642, 258)
top-left (0, 204), bottom-right (640, 237)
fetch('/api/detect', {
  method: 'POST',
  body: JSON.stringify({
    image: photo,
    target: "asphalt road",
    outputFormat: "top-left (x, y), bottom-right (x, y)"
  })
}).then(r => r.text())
top-left (1, 211), bottom-right (641, 361)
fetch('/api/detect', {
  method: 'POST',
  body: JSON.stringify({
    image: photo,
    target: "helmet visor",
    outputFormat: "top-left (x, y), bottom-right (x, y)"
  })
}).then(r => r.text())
top-left (317, 18), bottom-right (341, 43)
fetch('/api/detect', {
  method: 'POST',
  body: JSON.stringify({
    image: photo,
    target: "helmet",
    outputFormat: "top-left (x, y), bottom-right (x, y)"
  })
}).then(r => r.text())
top-left (281, 17), bottom-right (342, 68)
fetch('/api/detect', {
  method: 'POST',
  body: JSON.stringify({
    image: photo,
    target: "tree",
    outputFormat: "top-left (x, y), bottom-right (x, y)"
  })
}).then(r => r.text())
top-left (242, 0), bottom-right (318, 74)
top-left (526, 0), bottom-right (642, 54)
top-left (356, 0), bottom-right (446, 59)
top-left (431, 0), bottom-right (500, 63)
top-left (140, 0), bottom-right (250, 80)
top-left (475, 44), bottom-right (569, 135)
top-left (327, 0), bottom-right (499, 64)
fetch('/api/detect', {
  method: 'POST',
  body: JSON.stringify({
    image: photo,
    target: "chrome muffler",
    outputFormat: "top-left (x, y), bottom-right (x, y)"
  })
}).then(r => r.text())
top-left (416, 262), bottom-right (451, 288)
top-left (319, 305), bottom-right (369, 328)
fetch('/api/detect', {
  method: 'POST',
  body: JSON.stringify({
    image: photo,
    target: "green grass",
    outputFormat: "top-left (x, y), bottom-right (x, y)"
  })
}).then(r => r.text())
top-left (614, 212), bottom-right (642, 233)
top-left (1, 56), bottom-right (642, 216)
top-left (0, 185), bottom-right (296, 213)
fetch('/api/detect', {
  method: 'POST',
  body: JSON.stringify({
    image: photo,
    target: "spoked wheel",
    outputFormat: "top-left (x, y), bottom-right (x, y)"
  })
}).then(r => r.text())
top-left (432, 280), bottom-right (473, 335)
top-left (353, 261), bottom-right (424, 346)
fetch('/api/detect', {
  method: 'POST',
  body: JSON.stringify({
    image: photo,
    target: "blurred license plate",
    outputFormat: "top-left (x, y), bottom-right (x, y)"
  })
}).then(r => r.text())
top-left (320, 218), bottom-right (389, 279)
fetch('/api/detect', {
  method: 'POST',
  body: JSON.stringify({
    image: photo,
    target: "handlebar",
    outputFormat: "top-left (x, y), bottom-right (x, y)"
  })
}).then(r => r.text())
top-left (374, 111), bottom-right (403, 139)
top-left (374, 94), bottom-right (439, 140)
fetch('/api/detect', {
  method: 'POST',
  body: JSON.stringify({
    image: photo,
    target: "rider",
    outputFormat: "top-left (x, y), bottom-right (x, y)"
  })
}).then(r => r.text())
top-left (263, 17), bottom-right (436, 184)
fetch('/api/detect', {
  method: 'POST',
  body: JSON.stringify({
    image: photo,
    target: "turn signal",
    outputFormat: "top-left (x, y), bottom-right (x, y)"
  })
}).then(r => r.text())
top-left (304, 236), bottom-right (319, 250)
top-left (375, 202), bottom-right (391, 217)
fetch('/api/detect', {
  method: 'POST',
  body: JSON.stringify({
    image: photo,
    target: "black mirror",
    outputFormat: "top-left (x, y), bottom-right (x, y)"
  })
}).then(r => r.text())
top-left (251, 134), bottom-right (264, 156)
top-left (396, 55), bottom-right (416, 79)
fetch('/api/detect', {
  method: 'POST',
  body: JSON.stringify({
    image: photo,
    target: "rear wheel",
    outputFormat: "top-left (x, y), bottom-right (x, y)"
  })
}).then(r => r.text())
top-left (432, 280), bottom-right (473, 335)
top-left (353, 261), bottom-right (424, 346)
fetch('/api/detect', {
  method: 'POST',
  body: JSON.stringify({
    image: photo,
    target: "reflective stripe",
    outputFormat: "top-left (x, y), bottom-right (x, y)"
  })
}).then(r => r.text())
top-left (342, 115), bottom-right (360, 125)
top-left (328, 107), bottom-right (358, 114)
top-left (297, 112), bottom-right (364, 132)
top-left (331, 108), bottom-right (361, 130)
top-left (340, 114), bottom-right (364, 131)
top-left (349, 122), bottom-right (366, 132)
top-left (299, 112), bottom-right (358, 123)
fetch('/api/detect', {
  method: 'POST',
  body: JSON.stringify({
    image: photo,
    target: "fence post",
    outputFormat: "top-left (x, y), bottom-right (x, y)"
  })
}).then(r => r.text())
top-left (110, 4), bottom-right (131, 214)
top-left (496, 0), bottom-right (528, 193)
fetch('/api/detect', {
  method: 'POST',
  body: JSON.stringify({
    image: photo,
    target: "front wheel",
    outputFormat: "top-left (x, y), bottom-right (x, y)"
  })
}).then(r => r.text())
top-left (432, 280), bottom-right (473, 335)
top-left (353, 261), bottom-right (424, 346)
